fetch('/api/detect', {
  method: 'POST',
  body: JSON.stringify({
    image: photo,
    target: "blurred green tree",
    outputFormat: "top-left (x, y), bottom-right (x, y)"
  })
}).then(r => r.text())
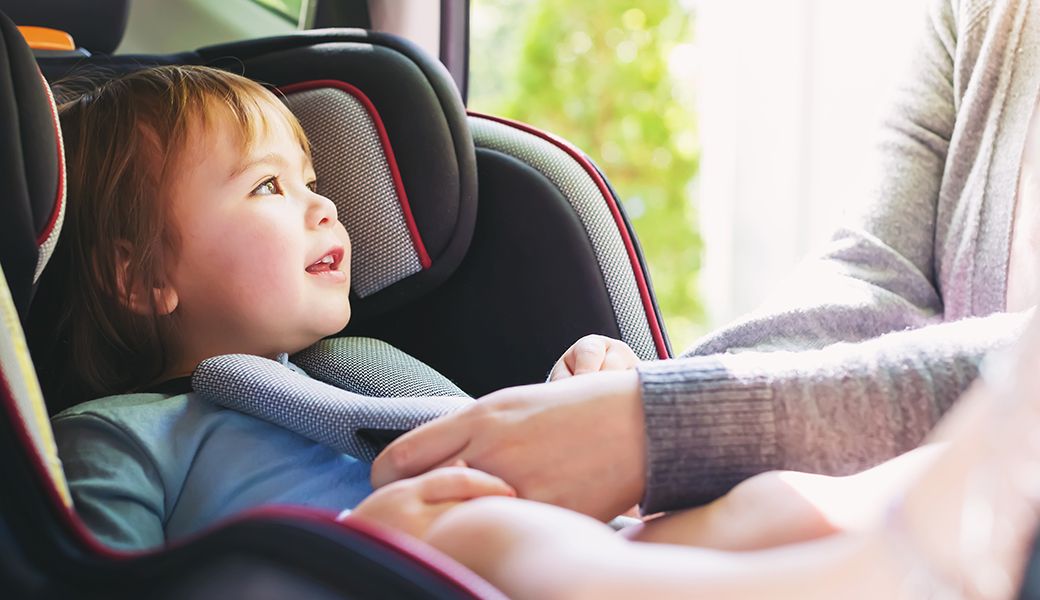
top-left (470, 0), bottom-right (704, 350)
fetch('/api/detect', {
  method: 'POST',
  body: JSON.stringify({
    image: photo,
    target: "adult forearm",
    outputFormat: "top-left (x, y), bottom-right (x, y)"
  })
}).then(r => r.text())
top-left (638, 310), bottom-right (1027, 513)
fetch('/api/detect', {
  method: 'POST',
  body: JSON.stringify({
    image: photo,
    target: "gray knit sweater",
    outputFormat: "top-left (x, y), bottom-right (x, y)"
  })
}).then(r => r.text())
top-left (637, 0), bottom-right (1038, 513)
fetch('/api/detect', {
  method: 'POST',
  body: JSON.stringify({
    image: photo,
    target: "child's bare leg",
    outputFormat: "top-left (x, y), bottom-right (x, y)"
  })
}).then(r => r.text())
top-left (425, 496), bottom-right (905, 600)
top-left (630, 444), bottom-right (943, 551)
top-left (625, 472), bottom-right (839, 551)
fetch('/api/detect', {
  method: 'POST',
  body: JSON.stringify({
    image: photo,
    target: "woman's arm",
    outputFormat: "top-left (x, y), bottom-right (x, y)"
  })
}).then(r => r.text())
top-left (638, 0), bottom-right (1030, 511)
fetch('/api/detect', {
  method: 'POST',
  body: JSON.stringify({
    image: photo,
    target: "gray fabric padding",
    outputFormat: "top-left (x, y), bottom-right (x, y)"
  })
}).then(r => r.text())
top-left (283, 87), bottom-right (423, 298)
top-left (192, 338), bottom-right (472, 462)
top-left (34, 76), bottom-right (65, 285)
top-left (292, 337), bottom-right (468, 398)
top-left (469, 116), bottom-right (658, 360)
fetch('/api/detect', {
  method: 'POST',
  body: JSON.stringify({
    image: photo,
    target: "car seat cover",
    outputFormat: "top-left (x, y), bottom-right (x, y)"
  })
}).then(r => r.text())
top-left (198, 32), bottom-right (479, 318)
top-left (1, 12), bottom-right (66, 324)
top-left (0, 262), bottom-right (71, 506)
top-left (282, 82), bottom-right (429, 298)
top-left (192, 337), bottom-right (471, 462)
top-left (292, 337), bottom-right (467, 398)
top-left (469, 115), bottom-right (664, 360)
top-left (33, 69), bottom-right (65, 282)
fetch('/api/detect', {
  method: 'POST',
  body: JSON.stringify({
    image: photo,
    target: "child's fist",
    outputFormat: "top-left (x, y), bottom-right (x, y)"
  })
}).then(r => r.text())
top-left (345, 466), bottom-right (516, 539)
top-left (549, 334), bottom-right (640, 381)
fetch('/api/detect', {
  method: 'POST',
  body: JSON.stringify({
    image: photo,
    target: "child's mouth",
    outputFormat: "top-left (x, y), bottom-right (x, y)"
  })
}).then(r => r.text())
top-left (306, 247), bottom-right (345, 276)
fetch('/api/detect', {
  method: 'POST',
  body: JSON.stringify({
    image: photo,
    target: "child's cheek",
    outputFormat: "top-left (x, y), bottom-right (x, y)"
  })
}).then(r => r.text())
top-left (218, 228), bottom-right (288, 293)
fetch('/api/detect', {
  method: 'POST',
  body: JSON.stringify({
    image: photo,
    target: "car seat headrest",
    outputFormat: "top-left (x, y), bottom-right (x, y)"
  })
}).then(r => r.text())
top-left (0, 11), bottom-right (66, 325)
top-left (281, 80), bottom-right (433, 300)
top-left (35, 30), bottom-right (477, 320)
top-left (204, 31), bottom-right (478, 319)
top-left (0, 0), bottom-right (129, 54)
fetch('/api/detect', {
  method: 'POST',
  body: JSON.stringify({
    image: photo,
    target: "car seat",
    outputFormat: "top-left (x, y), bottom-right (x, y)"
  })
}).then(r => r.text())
top-left (0, 10), bottom-right (505, 599)
top-left (27, 18), bottom-right (671, 403)
top-left (0, 3), bottom-right (672, 598)
top-left (15, 4), bottom-right (1040, 600)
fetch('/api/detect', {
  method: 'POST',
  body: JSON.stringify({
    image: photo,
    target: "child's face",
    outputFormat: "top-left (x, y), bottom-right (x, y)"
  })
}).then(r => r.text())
top-left (163, 106), bottom-right (352, 362)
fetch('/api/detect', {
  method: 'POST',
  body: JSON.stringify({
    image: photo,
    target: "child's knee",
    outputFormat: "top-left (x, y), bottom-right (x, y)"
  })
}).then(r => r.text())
top-left (424, 497), bottom-right (531, 570)
top-left (426, 496), bottom-right (618, 567)
top-left (724, 470), bottom-right (813, 515)
top-left (428, 497), bottom-right (518, 541)
top-left (721, 471), bottom-right (843, 544)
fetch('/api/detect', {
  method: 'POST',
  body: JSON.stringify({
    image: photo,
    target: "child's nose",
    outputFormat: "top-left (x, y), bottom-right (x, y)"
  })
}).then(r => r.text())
top-left (308, 192), bottom-right (339, 228)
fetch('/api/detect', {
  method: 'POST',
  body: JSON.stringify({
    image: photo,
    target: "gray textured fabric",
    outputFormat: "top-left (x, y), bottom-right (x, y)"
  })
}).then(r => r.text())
top-left (193, 338), bottom-right (471, 462)
top-left (292, 337), bottom-right (468, 397)
top-left (283, 87), bottom-right (423, 298)
top-left (469, 116), bottom-right (659, 361)
top-left (637, 0), bottom-right (1038, 513)
top-left (34, 79), bottom-right (66, 284)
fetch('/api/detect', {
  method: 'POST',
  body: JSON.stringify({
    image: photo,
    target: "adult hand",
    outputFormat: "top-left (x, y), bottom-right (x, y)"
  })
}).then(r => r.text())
top-left (346, 465), bottom-right (515, 539)
top-left (371, 370), bottom-right (647, 522)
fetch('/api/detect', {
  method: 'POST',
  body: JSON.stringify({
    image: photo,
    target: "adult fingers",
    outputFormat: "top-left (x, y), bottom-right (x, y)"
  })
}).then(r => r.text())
top-left (418, 466), bottom-right (517, 503)
top-left (371, 412), bottom-right (473, 488)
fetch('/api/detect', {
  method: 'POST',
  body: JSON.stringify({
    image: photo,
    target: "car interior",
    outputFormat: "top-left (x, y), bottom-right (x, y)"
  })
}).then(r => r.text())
top-left (0, 0), bottom-right (672, 597)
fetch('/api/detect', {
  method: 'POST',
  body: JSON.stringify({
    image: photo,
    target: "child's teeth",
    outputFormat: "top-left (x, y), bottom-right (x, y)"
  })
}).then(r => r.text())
top-left (322, 255), bottom-right (333, 264)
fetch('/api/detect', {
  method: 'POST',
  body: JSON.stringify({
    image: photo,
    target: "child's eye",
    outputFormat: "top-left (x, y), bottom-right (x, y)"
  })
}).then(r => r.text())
top-left (306, 180), bottom-right (318, 193)
top-left (252, 177), bottom-right (281, 196)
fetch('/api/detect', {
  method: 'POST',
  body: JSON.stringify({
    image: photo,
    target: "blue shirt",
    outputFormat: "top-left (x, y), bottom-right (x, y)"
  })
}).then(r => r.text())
top-left (52, 386), bottom-right (373, 551)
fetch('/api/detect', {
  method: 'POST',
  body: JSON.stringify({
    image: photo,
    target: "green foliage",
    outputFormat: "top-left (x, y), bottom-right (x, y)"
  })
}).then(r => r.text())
top-left (470, 0), bottom-right (705, 350)
top-left (251, 0), bottom-right (303, 23)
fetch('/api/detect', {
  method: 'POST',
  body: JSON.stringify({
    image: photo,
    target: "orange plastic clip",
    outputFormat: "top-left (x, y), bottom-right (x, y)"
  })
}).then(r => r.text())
top-left (17, 26), bottom-right (75, 52)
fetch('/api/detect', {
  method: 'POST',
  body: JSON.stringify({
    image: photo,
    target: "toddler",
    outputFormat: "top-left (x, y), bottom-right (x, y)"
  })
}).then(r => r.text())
top-left (35, 65), bottom-right (527, 550)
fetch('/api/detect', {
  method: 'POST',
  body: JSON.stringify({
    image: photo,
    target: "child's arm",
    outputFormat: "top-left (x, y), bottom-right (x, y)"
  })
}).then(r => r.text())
top-left (52, 413), bottom-right (167, 550)
top-left (549, 334), bottom-right (640, 381)
top-left (347, 466), bottom-right (516, 539)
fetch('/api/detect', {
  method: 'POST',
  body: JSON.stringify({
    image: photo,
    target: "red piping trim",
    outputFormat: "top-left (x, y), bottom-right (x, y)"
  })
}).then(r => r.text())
top-left (35, 69), bottom-right (65, 247)
top-left (469, 111), bottom-right (670, 359)
top-left (279, 80), bottom-right (432, 269)
top-left (165, 505), bottom-right (504, 599)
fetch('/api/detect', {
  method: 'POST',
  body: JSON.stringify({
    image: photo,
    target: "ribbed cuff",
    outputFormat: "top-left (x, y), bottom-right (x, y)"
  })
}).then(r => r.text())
top-left (637, 357), bottom-right (779, 514)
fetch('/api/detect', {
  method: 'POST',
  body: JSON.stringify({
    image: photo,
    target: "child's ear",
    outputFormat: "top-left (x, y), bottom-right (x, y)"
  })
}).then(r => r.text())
top-left (114, 241), bottom-right (179, 316)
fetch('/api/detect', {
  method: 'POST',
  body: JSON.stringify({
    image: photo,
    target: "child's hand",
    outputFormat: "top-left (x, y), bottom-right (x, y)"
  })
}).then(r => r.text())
top-left (549, 334), bottom-right (640, 381)
top-left (346, 466), bottom-right (516, 539)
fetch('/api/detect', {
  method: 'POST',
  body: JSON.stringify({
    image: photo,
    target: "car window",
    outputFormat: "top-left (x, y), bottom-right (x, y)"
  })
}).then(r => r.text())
top-left (117, 0), bottom-right (299, 55)
top-left (469, 0), bottom-right (703, 350)
top-left (252, 0), bottom-right (307, 26)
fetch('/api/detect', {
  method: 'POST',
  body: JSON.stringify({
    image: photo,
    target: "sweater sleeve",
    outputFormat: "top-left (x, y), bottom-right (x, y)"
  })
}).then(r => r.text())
top-left (636, 0), bottom-right (1014, 513)
top-left (52, 413), bottom-right (167, 551)
top-left (691, 0), bottom-right (960, 357)
top-left (638, 310), bottom-right (1026, 513)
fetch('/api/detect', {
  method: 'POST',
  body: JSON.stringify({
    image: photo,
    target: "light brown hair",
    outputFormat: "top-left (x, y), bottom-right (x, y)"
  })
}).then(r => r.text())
top-left (30, 65), bottom-right (311, 410)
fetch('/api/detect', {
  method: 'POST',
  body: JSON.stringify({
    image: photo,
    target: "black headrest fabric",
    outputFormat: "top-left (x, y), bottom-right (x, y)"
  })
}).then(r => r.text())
top-left (0, 0), bottom-right (129, 54)
top-left (0, 11), bottom-right (64, 324)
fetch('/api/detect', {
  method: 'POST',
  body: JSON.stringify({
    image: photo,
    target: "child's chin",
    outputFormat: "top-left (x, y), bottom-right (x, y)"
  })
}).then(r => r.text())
top-left (325, 305), bottom-right (352, 336)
